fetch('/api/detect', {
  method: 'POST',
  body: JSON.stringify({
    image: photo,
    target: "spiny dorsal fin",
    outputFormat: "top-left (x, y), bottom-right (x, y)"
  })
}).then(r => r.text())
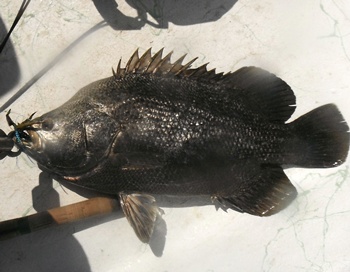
top-left (113, 48), bottom-right (219, 81)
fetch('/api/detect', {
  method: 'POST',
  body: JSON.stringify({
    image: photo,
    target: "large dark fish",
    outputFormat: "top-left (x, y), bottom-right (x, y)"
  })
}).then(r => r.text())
top-left (6, 49), bottom-right (349, 242)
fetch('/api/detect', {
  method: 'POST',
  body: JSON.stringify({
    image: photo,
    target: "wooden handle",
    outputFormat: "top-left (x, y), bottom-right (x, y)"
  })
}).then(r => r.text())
top-left (0, 197), bottom-right (120, 241)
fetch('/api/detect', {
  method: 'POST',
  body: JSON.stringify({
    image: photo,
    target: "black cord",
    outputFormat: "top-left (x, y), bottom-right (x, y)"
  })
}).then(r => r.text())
top-left (0, 0), bottom-right (32, 54)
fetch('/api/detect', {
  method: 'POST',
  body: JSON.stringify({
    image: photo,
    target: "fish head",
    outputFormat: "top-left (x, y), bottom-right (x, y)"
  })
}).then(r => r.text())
top-left (11, 109), bottom-right (96, 176)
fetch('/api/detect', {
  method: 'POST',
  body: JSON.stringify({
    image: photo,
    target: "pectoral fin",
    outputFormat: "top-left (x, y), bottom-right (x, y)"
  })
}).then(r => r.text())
top-left (213, 165), bottom-right (297, 216)
top-left (119, 192), bottom-right (161, 243)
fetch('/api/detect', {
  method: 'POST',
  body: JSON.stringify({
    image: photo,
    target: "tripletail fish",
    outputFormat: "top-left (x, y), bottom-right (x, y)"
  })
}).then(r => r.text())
top-left (4, 48), bottom-right (349, 242)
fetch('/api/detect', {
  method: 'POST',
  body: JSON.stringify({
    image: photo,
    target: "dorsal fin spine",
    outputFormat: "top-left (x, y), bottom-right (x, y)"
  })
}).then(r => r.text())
top-left (175, 57), bottom-right (198, 76)
top-left (146, 48), bottom-right (163, 73)
top-left (115, 59), bottom-right (123, 77)
top-left (187, 63), bottom-right (209, 78)
top-left (125, 49), bottom-right (140, 73)
top-left (154, 51), bottom-right (173, 74)
top-left (169, 54), bottom-right (187, 74)
top-left (136, 48), bottom-right (152, 72)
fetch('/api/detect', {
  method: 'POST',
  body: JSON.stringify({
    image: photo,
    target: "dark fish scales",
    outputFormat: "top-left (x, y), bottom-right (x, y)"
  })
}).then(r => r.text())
top-left (7, 48), bottom-right (349, 242)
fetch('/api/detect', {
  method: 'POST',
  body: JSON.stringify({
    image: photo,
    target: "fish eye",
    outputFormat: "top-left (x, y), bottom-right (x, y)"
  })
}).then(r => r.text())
top-left (42, 119), bottom-right (54, 131)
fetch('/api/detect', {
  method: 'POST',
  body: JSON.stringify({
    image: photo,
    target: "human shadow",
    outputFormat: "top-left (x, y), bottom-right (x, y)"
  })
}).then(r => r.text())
top-left (0, 16), bottom-right (21, 97)
top-left (92, 0), bottom-right (238, 29)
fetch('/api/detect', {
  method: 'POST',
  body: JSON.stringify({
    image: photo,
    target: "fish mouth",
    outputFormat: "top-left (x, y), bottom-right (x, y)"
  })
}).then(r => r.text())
top-left (15, 129), bottom-right (42, 151)
top-left (25, 130), bottom-right (42, 150)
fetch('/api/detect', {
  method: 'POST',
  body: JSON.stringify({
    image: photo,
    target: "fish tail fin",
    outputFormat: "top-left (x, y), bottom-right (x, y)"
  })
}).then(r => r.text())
top-left (289, 104), bottom-right (349, 168)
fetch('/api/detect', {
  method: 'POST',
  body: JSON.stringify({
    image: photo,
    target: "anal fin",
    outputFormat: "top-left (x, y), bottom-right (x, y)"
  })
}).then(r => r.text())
top-left (213, 165), bottom-right (297, 216)
top-left (119, 192), bottom-right (161, 243)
